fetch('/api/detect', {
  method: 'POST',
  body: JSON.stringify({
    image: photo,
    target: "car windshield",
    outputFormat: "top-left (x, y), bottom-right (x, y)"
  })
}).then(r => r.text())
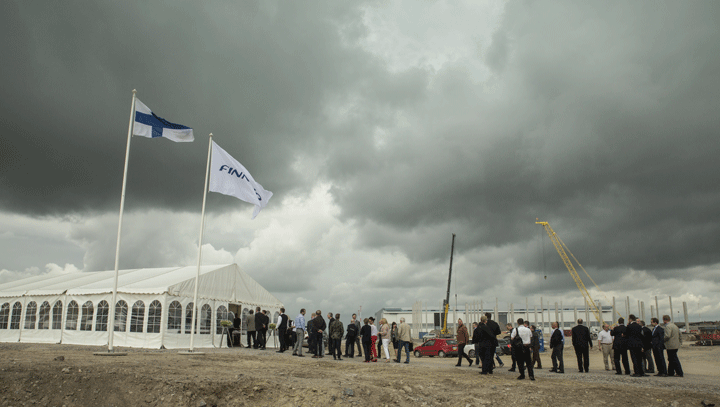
top-left (446, 340), bottom-right (457, 345)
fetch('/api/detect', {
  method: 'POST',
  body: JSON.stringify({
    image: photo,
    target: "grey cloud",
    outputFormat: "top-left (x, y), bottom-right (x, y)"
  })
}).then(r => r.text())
top-left (3, 1), bottom-right (720, 320)
top-left (326, 1), bottom-right (720, 279)
top-left (0, 0), bottom-right (375, 215)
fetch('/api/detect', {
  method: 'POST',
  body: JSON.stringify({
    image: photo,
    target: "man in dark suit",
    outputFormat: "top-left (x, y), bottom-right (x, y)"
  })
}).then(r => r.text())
top-left (474, 317), bottom-right (496, 375)
top-left (254, 307), bottom-right (264, 349)
top-left (611, 317), bottom-right (631, 375)
top-left (484, 313), bottom-right (501, 369)
top-left (626, 314), bottom-right (646, 377)
top-left (549, 321), bottom-right (564, 373)
top-left (261, 310), bottom-right (270, 349)
top-left (639, 320), bottom-right (655, 373)
top-left (327, 312), bottom-right (335, 356)
top-left (650, 317), bottom-right (667, 376)
top-left (571, 319), bottom-right (593, 372)
top-left (485, 312), bottom-right (501, 337)
top-left (277, 308), bottom-right (289, 353)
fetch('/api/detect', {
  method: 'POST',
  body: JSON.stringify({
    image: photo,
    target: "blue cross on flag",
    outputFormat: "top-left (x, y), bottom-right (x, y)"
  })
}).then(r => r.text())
top-left (133, 98), bottom-right (194, 142)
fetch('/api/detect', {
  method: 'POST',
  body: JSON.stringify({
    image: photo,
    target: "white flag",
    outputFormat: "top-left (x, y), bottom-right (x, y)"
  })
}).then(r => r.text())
top-left (209, 141), bottom-right (273, 219)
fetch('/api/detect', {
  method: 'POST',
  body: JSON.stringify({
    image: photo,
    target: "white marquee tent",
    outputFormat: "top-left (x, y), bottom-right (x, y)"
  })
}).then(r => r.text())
top-left (0, 264), bottom-right (283, 349)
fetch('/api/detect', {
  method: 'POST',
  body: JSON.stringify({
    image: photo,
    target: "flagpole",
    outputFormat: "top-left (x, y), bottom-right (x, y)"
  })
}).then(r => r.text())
top-left (107, 89), bottom-right (136, 353)
top-left (188, 133), bottom-right (213, 352)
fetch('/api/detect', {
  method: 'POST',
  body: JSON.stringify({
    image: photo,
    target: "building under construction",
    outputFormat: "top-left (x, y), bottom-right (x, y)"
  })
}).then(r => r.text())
top-left (375, 304), bottom-right (616, 339)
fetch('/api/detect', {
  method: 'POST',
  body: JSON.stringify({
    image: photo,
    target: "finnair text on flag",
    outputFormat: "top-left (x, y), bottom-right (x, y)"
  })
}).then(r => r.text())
top-left (133, 98), bottom-right (194, 142)
top-left (208, 141), bottom-right (273, 219)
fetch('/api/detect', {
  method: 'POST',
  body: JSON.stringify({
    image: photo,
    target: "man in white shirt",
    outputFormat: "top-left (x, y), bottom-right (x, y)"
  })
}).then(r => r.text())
top-left (511, 318), bottom-right (535, 381)
top-left (597, 323), bottom-right (615, 371)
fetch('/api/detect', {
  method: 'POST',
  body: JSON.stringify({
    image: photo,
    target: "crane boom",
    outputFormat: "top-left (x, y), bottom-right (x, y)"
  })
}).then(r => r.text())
top-left (441, 233), bottom-right (456, 335)
top-left (536, 222), bottom-right (604, 326)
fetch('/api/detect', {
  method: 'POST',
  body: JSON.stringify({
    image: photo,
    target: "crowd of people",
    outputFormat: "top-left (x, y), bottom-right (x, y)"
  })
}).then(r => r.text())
top-left (543, 314), bottom-right (684, 378)
top-left (234, 307), bottom-right (686, 382)
top-left (590, 314), bottom-right (683, 377)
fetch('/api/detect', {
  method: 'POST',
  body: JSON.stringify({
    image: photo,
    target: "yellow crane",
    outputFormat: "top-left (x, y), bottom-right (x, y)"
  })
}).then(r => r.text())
top-left (536, 221), bottom-right (605, 326)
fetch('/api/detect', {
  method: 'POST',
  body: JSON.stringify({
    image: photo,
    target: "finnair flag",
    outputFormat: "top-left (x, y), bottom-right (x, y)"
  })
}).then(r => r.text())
top-left (133, 98), bottom-right (194, 142)
top-left (209, 141), bottom-right (273, 219)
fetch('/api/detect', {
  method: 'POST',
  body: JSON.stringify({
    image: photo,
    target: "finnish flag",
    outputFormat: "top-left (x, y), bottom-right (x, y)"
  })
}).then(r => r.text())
top-left (133, 98), bottom-right (194, 142)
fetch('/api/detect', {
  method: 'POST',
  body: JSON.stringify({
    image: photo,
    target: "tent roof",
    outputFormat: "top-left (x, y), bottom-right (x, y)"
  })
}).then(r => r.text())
top-left (0, 264), bottom-right (283, 308)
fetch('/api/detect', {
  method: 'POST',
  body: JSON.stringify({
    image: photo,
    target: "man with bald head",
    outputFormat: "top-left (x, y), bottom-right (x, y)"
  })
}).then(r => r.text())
top-left (597, 323), bottom-right (614, 371)
top-left (571, 318), bottom-right (593, 373)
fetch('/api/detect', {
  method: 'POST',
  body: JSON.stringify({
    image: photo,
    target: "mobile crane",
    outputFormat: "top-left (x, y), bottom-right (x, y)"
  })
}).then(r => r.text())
top-left (440, 233), bottom-right (456, 336)
top-left (536, 221), bottom-right (605, 326)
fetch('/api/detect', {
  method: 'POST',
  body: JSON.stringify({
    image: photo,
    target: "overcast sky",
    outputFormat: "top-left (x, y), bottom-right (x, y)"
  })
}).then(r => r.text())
top-left (2, 1), bottom-right (719, 323)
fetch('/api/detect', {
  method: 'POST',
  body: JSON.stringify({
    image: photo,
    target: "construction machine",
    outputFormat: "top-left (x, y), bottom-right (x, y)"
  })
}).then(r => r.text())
top-left (440, 233), bottom-right (456, 336)
top-left (536, 221), bottom-right (605, 326)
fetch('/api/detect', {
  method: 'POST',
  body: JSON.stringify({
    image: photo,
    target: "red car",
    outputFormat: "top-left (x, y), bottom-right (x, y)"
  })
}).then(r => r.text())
top-left (413, 338), bottom-right (458, 358)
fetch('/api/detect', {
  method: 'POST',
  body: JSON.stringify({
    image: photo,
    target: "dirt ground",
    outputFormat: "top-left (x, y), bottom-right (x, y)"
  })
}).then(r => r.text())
top-left (1, 341), bottom-right (718, 407)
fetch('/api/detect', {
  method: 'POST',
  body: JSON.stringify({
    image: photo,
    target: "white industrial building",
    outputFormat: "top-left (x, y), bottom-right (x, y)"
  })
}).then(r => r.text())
top-left (375, 304), bottom-right (618, 338)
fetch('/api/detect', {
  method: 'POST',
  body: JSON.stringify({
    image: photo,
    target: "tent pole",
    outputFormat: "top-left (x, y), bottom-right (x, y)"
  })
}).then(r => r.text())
top-left (188, 134), bottom-right (213, 352)
top-left (107, 89), bottom-right (136, 354)
top-left (159, 293), bottom-right (168, 349)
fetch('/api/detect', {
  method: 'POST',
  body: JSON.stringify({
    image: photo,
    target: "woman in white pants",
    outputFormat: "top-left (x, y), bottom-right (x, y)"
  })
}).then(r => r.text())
top-left (379, 318), bottom-right (391, 361)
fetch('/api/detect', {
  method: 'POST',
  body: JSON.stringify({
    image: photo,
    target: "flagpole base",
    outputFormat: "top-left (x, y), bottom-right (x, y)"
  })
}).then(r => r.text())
top-left (178, 350), bottom-right (206, 355)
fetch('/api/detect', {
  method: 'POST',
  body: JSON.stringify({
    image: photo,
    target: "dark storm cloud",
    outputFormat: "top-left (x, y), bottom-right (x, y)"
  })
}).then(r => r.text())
top-left (2, 0), bottom-right (720, 295)
top-left (327, 1), bottom-right (720, 276)
top-left (0, 0), bottom-right (380, 215)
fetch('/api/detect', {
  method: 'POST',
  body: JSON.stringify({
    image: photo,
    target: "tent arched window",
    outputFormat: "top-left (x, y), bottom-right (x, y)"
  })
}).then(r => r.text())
top-left (0, 303), bottom-right (9, 329)
top-left (80, 301), bottom-right (94, 331)
top-left (51, 301), bottom-right (62, 330)
top-left (168, 301), bottom-right (182, 333)
top-left (130, 301), bottom-right (145, 333)
top-left (114, 300), bottom-right (128, 332)
top-left (24, 301), bottom-right (38, 329)
top-left (65, 301), bottom-right (79, 330)
top-left (273, 311), bottom-right (280, 328)
top-left (95, 300), bottom-right (109, 331)
top-left (10, 302), bottom-right (22, 329)
top-left (38, 301), bottom-right (51, 330)
top-left (199, 304), bottom-right (212, 335)
top-left (216, 305), bottom-right (229, 334)
top-left (185, 303), bottom-right (197, 334)
top-left (147, 300), bottom-right (161, 334)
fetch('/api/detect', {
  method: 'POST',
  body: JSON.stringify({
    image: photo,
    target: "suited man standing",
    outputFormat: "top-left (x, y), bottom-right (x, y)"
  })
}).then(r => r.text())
top-left (650, 317), bottom-right (667, 376)
top-left (485, 312), bottom-right (501, 337)
top-left (571, 319), bottom-right (593, 373)
top-left (254, 307), bottom-right (264, 349)
top-left (611, 317), bottom-right (631, 375)
top-left (639, 320), bottom-right (655, 373)
top-left (625, 314), bottom-right (646, 376)
top-left (549, 321), bottom-right (564, 373)
top-left (474, 316), bottom-right (495, 375)
top-left (276, 308), bottom-right (289, 353)
top-left (663, 315), bottom-right (684, 377)
top-left (326, 312), bottom-right (335, 356)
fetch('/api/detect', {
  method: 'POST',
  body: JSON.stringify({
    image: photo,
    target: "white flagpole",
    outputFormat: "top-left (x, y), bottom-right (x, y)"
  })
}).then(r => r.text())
top-left (107, 89), bottom-right (136, 353)
top-left (189, 133), bottom-right (213, 352)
